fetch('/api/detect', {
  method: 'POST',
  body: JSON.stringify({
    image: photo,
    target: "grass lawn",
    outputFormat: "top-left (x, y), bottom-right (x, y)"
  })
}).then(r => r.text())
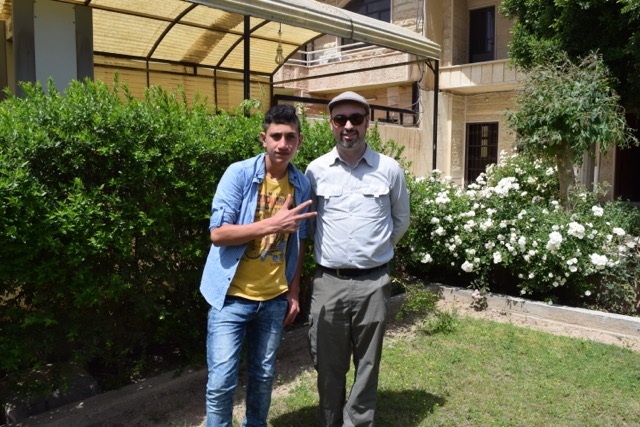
top-left (266, 314), bottom-right (640, 427)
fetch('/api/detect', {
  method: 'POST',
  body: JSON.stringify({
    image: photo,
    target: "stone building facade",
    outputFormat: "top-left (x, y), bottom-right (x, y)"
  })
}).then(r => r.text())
top-left (274, 0), bottom-right (639, 202)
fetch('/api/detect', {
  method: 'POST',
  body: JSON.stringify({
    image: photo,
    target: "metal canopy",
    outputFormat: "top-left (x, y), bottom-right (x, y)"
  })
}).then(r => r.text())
top-left (0, 0), bottom-right (440, 78)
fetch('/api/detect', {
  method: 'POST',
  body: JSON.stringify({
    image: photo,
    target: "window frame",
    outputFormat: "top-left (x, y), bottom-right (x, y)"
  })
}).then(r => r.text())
top-left (468, 5), bottom-right (496, 63)
top-left (341, 0), bottom-right (391, 50)
top-left (465, 122), bottom-right (499, 184)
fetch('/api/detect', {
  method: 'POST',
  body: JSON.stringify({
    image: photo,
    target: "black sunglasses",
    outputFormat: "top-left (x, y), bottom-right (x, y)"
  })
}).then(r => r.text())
top-left (331, 113), bottom-right (367, 127)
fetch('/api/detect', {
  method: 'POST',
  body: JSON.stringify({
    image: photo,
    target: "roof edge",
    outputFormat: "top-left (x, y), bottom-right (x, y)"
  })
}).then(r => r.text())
top-left (189, 0), bottom-right (440, 60)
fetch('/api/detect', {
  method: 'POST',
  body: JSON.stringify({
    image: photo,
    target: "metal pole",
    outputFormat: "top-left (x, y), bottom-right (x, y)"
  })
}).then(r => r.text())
top-left (243, 15), bottom-right (250, 112)
top-left (432, 60), bottom-right (439, 170)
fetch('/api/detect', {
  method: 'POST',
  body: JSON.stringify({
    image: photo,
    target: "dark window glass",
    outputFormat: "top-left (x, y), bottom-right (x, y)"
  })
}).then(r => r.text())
top-left (342, 0), bottom-right (391, 49)
top-left (466, 122), bottom-right (498, 184)
top-left (469, 6), bottom-right (495, 63)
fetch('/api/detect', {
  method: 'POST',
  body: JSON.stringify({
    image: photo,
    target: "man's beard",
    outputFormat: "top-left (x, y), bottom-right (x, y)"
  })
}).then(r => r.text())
top-left (336, 131), bottom-right (363, 150)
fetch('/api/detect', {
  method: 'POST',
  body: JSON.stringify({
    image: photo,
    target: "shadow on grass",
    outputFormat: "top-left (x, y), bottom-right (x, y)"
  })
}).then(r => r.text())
top-left (270, 389), bottom-right (445, 427)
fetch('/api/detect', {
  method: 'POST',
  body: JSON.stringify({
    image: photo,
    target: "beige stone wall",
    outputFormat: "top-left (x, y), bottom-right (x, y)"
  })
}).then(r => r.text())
top-left (495, 4), bottom-right (513, 60)
top-left (443, 0), bottom-right (513, 66)
top-left (378, 125), bottom-right (425, 174)
top-left (429, 90), bottom-right (517, 185)
top-left (467, 0), bottom-right (512, 61)
top-left (439, 0), bottom-right (453, 65)
top-left (94, 65), bottom-right (274, 113)
top-left (451, 0), bottom-right (469, 66)
top-left (465, 91), bottom-right (517, 154)
top-left (448, 93), bottom-right (467, 184)
top-left (425, 0), bottom-right (444, 49)
top-left (394, 0), bottom-right (424, 31)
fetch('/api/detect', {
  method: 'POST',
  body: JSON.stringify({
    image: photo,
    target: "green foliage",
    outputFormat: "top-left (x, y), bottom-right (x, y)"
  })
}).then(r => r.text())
top-left (395, 281), bottom-right (441, 320)
top-left (419, 309), bottom-right (461, 336)
top-left (0, 78), bottom-right (265, 395)
top-left (5, 74), bottom-right (635, 406)
top-left (506, 52), bottom-right (637, 165)
top-left (0, 83), bottom-right (413, 395)
top-left (505, 52), bottom-right (638, 201)
top-left (396, 150), bottom-right (640, 315)
top-left (295, 110), bottom-right (334, 172)
top-left (500, 0), bottom-right (640, 110)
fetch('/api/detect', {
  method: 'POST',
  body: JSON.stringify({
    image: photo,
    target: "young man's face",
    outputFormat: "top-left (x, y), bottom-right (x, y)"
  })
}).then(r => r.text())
top-left (330, 102), bottom-right (369, 151)
top-left (261, 123), bottom-right (303, 167)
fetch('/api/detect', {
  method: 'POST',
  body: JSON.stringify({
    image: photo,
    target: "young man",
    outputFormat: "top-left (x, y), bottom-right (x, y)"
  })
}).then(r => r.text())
top-left (200, 104), bottom-right (316, 427)
top-left (306, 91), bottom-right (410, 426)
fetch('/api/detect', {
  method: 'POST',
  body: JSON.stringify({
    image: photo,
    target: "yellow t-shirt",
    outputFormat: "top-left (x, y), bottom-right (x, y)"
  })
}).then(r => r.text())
top-left (227, 173), bottom-right (293, 300)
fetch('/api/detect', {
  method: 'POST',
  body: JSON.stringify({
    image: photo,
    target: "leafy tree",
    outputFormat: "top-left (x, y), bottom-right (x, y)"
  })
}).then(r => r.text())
top-left (500, 0), bottom-right (640, 110)
top-left (506, 53), bottom-right (638, 202)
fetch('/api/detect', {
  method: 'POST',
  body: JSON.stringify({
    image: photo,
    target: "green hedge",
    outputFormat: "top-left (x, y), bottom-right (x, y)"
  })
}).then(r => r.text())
top-left (0, 78), bottom-right (268, 394)
top-left (0, 77), bottom-right (400, 397)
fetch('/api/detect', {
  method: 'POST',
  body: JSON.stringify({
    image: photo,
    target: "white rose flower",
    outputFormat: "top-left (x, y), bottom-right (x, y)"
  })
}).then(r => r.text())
top-left (589, 253), bottom-right (608, 270)
top-left (567, 222), bottom-right (585, 239)
top-left (461, 261), bottom-right (474, 273)
top-left (612, 227), bottom-right (626, 237)
top-left (546, 231), bottom-right (563, 252)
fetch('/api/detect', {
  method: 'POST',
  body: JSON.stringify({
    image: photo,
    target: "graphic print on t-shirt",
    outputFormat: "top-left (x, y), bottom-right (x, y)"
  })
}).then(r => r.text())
top-left (228, 174), bottom-right (293, 300)
top-left (243, 177), bottom-right (290, 264)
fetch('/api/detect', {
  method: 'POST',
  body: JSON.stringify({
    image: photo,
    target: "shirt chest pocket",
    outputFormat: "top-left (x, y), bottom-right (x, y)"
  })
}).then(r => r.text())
top-left (316, 184), bottom-right (390, 215)
top-left (358, 185), bottom-right (391, 215)
top-left (316, 185), bottom-right (343, 211)
top-left (316, 186), bottom-right (343, 199)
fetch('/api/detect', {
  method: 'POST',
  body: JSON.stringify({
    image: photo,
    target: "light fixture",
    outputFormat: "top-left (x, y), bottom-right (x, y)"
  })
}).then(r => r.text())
top-left (275, 23), bottom-right (285, 65)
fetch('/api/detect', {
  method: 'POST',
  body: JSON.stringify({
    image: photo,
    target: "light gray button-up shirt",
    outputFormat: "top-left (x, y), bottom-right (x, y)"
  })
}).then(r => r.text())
top-left (305, 145), bottom-right (410, 269)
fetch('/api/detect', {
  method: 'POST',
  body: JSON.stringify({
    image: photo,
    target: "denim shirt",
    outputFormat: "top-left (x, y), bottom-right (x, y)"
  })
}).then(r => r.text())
top-left (200, 153), bottom-right (311, 310)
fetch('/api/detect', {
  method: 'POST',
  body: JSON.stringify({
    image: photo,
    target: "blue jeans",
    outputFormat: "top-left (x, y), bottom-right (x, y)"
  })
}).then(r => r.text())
top-left (205, 295), bottom-right (288, 427)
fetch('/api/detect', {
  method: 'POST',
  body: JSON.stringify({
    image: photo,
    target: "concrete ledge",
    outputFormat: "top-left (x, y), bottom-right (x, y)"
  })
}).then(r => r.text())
top-left (431, 284), bottom-right (640, 340)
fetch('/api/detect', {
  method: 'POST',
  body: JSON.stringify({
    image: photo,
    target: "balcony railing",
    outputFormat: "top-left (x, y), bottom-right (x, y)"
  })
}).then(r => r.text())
top-left (439, 59), bottom-right (524, 93)
top-left (284, 41), bottom-right (391, 67)
top-left (274, 94), bottom-right (418, 126)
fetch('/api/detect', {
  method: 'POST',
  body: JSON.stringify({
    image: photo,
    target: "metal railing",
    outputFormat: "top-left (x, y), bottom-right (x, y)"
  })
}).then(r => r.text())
top-left (274, 94), bottom-right (417, 126)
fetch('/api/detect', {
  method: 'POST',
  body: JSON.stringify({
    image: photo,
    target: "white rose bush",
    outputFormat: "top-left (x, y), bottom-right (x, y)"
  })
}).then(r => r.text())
top-left (398, 151), bottom-right (640, 315)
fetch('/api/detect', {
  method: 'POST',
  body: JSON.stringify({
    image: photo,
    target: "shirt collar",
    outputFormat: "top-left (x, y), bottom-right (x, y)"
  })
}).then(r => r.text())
top-left (330, 144), bottom-right (372, 167)
top-left (254, 152), bottom-right (300, 185)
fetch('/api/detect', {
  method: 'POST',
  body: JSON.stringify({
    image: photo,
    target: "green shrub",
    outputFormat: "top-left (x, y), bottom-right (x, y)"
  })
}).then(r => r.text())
top-left (419, 309), bottom-right (461, 335)
top-left (397, 150), bottom-right (640, 315)
top-left (0, 80), bottom-right (410, 397)
top-left (395, 280), bottom-right (441, 320)
top-left (0, 78), bottom-right (265, 395)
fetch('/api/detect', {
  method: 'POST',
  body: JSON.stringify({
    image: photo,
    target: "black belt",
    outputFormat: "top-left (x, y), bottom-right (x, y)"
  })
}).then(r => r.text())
top-left (319, 263), bottom-right (388, 278)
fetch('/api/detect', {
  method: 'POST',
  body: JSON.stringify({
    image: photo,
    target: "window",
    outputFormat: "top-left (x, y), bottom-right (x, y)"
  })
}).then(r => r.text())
top-left (342, 0), bottom-right (391, 49)
top-left (469, 6), bottom-right (495, 63)
top-left (466, 123), bottom-right (498, 184)
top-left (345, 0), bottom-right (391, 21)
